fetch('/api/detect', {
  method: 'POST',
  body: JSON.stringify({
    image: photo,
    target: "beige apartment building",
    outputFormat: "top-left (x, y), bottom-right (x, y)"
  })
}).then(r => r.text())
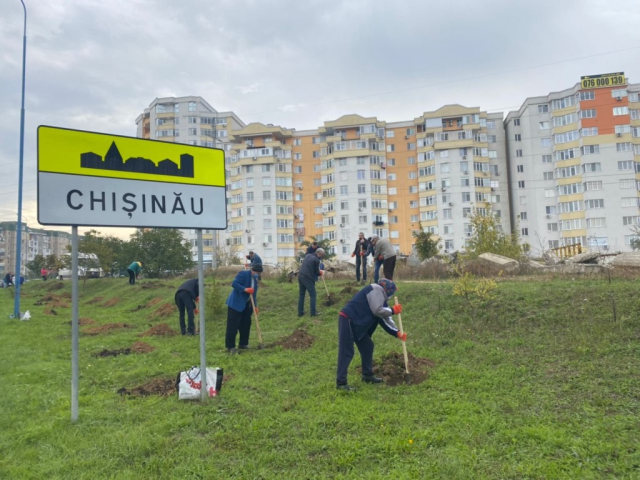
top-left (137, 97), bottom-right (510, 265)
top-left (505, 74), bottom-right (640, 254)
top-left (0, 222), bottom-right (72, 276)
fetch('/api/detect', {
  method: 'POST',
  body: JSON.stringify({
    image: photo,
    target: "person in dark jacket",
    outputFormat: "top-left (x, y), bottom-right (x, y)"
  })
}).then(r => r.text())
top-left (4, 272), bottom-right (13, 287)
top-left (175, 277), bottom-right (200, 335)
top-left (305, 241), bottom-right (319, 255)
top-left (336, 279), bottom-right (406, 391)
top-left (351, 232), bottom-right (370, 285)
top-left (298, 248), bottom-right (325, 317)
top-left (225, 264), bottom-right (263, 354)
top-left (126, 261), bottom-right (144, 285)
top-left (365, 239), bottom-right (383, 283)
top-left (246, 251), bottom-right (262, 268)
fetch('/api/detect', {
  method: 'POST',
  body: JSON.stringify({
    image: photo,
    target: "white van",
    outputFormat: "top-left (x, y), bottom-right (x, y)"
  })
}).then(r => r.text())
top-left (58, 253), bottom-right (104, 279)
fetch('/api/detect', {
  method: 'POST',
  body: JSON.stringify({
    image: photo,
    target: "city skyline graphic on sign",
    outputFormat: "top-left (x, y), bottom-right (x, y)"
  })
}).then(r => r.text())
top-left (80, 141), bottom-right (195, 178)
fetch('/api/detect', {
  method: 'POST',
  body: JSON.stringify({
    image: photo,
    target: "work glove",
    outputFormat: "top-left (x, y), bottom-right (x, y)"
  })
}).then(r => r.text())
top-left (319, 270), bottom-right (324, 276)
top-left (245, 287), bottom-right (255, 294)
top-left (254, 307), bottom-right (259, 314)
top-left (351, 253), bottom-right (355, 258)
top-left (196, 297), bottom-right (199, 303)
top-left (360, 252), bottom-right (365, 256)
top-left (378, 255), bottom-right (383, 261)
top-left (194, 309), bottom-right (199, 315)
top-left (392, 304), bottom-right (402, 314)
top-left (396, 331), bottom-right (407, 342)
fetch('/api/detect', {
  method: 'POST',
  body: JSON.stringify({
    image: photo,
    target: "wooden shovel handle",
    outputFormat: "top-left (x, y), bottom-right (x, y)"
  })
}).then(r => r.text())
top-left (249, 293), bottom-right (263, 345)
top-left (394, 296), bottom-right (409, 374)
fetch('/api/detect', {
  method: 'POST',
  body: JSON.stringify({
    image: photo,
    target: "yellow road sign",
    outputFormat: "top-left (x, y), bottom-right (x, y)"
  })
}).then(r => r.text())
top-left (38, 126), bottom-right (225, 187)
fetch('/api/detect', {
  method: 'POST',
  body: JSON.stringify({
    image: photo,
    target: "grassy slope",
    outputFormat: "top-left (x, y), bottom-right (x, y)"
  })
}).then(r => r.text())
top-left (0, 275), bottom-right (639, 479)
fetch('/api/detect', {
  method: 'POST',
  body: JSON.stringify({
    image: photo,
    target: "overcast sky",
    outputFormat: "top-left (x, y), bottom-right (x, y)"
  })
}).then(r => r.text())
top-left (1, 0), bottom-right (639, 239)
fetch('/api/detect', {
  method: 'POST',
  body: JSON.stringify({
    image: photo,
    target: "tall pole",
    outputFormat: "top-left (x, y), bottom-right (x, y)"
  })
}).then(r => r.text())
top-left (13, 0), bottom-right (27, 319)
top-left (212, 115), bottom-right (218, 270)
top-left (197, 229), bottom-right (207, 400)
top-left (71, 226), bottom-right (79, 421)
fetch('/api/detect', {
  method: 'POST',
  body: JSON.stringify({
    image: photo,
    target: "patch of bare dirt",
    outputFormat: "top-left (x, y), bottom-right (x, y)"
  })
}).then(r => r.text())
top-left (152, 303), bottom-right (175, 318)
top-left (131, 341), bottom-right (156, 353)
top-left (83, 323), bottom-right (135, 336)
top-left (272, 328), bottom-right (315, 350)
top-left (93, 348), bottom-right (131, 358)
top-left (117, 377), bottom-right (175, 397)
top-left (358, 351), bottom-right (435, 386)
top-left (139, 323), bottom-right (177, 337)
top-left (340, 285), bottom-right (357, 295)
top-left (87, 296), bottom-right (103, 305)
top-left (147, 297), bottom-right (164, 307)
top-left (46, 282), bottom-right (64, 291)
top-left (65, 318), bottom-right (96, 326)
top-left (103, 298), bottom-right (121, 307)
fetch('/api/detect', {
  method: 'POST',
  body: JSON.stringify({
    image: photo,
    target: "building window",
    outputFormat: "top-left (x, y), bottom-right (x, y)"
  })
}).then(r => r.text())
top-left (514, 119), bottom-right (521, 126)
top-left (516, 149), bottom-right (523, 157)
top-left (538, 104), bottom-right (549, 113)
top-left (515, 134), bottom-right (521, 141)
top-left (188, 128), bottom-right (197, 136)
top-left (517, 165), bottom-right (524, 173)
top-left (518, 181), bottom-right (525, 188)
top-left (543, 172), bottom-right (554, 180)
top-left (521, 228), bottom-right (529, 236)
top-left (613, 106), bottom-right (629, 116)
top-left (188, 101), bottom-right (197, 112)
top-left (579, 91), bottom-right (595, 101)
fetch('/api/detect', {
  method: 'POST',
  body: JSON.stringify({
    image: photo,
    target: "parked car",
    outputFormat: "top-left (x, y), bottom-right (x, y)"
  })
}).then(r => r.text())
top-left (58, 253), bottom-right (104, 279)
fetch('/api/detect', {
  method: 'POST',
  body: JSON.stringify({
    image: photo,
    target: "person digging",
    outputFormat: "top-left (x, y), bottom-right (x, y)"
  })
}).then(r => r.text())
top-left (336, 278), bottom-right (406, 392)
top-left (225, 264), bottom-right (262, 354)
top-left (298, 248), bottom-right (325, 317)
top-left (175, 277), bottom-right (200, 336)
top-left (126, 261), bottom-right (144, 285)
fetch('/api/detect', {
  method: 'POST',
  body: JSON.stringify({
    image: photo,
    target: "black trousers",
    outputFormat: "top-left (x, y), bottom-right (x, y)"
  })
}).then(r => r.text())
top-left (336, 315), bottom-right (375, 385)
top-left (383, 256), bottom-right (396, 281)
top-left (127, 269), bottom-right (136, 285)
top-left (355, 255), bottom-right (367, 281)
top-left (225, 304), bottom-right (252, 349)
top-left (298, 275), bottom-right (317, 316)
top-left (175, 290), bottom-right (196, 334)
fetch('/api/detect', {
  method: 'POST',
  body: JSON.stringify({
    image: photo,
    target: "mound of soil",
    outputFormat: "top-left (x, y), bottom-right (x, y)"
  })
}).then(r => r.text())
top-left (272, 328), bottom-right (315, 350)
top-left (65, 318), bottom-right (97, 326)
top-left (87, 296), bottom-right (103, 305)
top-left (83, 323), bottom-right (135, 336)
top-left (51, 301), bottom-right (70, 309)
top-left (47, 282), bottom-right (64, 291)
top-left (146, 297), bottom-right (164, 307)
top-left (139, 323), bottom-right (177, 337)
top-left (60, 292), bottom-right (72, 299)
top-left (117, 377), bottom-right (175, 397)
top-left (359, 352), bottom-right (435, 386)
top-left (93, 348), bottom-right (131, 358)
top-left (103, 298), bottom-right (121, 307)
top-left (152, 303), bottom-right (175, 318)
top-left (131, 341), bottom-right (155, 353)
top-left (340, 285), bottom-right (357, 295)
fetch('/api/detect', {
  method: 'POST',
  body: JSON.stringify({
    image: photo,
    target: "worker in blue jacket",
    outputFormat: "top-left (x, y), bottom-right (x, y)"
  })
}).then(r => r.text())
top-left (225, 264), bottom-right (263, 354)
top-left (336, 279), bottom-right (407, 392)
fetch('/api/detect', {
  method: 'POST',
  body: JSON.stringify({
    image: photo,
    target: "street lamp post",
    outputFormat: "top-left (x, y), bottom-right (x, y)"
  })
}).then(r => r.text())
top-left (13, 0), bottom-right (27, 319)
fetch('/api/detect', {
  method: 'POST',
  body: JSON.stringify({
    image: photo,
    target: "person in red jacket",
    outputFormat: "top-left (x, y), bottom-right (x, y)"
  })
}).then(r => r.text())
top-left (350, 232), bottom-right (370, 285)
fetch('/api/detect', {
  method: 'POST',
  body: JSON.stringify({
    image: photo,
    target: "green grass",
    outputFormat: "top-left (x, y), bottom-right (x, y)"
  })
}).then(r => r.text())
top-left (1, 275), bottom-right (640, 479)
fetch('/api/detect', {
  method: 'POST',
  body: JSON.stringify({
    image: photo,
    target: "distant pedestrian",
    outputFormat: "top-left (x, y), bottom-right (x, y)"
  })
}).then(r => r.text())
top-left (351, 232), bottom-right (370, 285)
top-left (306, 241), bottom-right (319, 255)
top-left (366, 239), bottom-right (383, 283)
top-left (19, 275), bottom-right (24, 285)
top-left (246, 251), bottom-right (262, 268)
top-left (298, 248), bottom-right (325, 317)
top-left (225, 264), bottom-right (263, 354)
top-left (371, 235), bottom-right (397, 281)
top-left (4, 272), bottom-right (13, 287)
top-left (336, 279), bottom-right (406, 392)
top-left (175, 278), bottom-right (200, 336)
top-left (41, 268), bottom-right (48, 281)
top-left (126, 261), bottom-right (144, 285)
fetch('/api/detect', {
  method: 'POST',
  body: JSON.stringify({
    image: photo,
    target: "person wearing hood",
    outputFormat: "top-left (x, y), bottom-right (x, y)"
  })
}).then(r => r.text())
top-left (335, 279), bottom-right (407, 391)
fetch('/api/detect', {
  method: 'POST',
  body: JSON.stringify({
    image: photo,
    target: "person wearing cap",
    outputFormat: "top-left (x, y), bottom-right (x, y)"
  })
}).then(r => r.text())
top-left (298, 248), bottom-right (325, 317)
top-left (351, 232), bottom-right (370, 285)
top-left (126, 261), bottom-right (144, 285)
top-left (246, 251), bottom-right (262, 269)
top-left (370, 235), bottom-right (397, 281)
top-left (175, 277), bottom-right (200, 336)
top-left (306, 241), bottom-right (319, 255)
top-left (225, 263), bottom-right (262, 354)
top-left (336, 279), bottom-right (406, 391)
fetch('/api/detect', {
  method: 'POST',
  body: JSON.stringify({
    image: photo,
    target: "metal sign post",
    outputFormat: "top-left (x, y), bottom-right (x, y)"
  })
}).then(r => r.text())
top-left (197, 229), bottom-right (207, 400)
top-left (71, 226), bottom-right (79, 422)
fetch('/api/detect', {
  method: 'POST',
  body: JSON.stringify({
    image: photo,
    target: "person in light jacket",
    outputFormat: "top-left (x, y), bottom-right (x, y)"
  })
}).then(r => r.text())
top-left (370, 235), bottom-right (397, 281)
top-left (336, 279), bottom-right (406, 391)
top-left (126, 261), bottom-right (144, 285)
top-left (225, 264), bottom-right (263, 354)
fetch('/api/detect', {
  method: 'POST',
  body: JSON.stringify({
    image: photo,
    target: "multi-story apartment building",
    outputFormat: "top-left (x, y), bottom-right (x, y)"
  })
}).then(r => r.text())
top-left (0, 222), bottom-right (72, 275)
top-left (135, 98), bottom-right (512, 265)
top-left (135, 97), bottom-right (245, 265)
top-left (505, 73), bottom-right (640, 254)
top-left (221, 106), bottom-right (509, 264)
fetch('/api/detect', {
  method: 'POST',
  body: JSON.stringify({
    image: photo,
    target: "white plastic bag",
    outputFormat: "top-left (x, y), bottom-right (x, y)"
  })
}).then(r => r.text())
top-left (20, 310), bottom-right (31, 321)
top-left (178, 367), bottom-right (223, 400)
